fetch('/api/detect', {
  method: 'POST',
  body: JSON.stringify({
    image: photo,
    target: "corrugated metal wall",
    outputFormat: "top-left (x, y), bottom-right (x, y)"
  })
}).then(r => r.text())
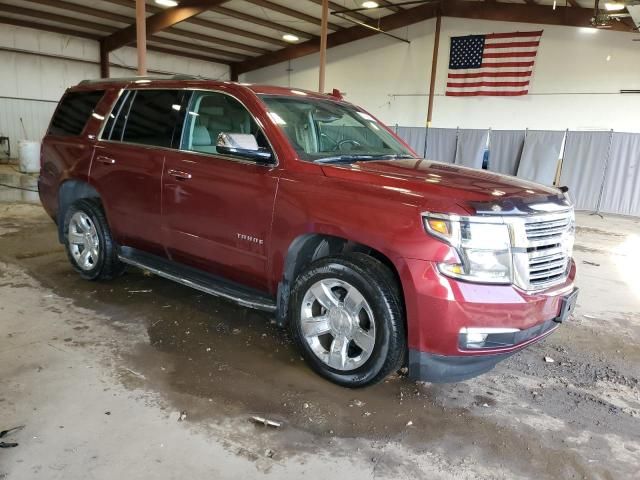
top-left (0, 98), bottom-right (58, 151)
top-left (0, 24), bottom-right (229, 156)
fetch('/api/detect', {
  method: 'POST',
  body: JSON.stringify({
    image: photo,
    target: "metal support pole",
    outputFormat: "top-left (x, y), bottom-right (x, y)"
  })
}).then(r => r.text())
top-left (99, 41), bottom-right (110, 79)
top-left (319, 0), bottom-right (329, 93)
top-left (426, 15), bottom-right (441, 128)
top-left (136, 0), bottom-right (147, 76)
top-left (591, 129), bottom-right (614, 218)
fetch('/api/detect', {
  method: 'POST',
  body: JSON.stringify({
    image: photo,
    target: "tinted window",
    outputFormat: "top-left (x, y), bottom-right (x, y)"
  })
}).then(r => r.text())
top-left (48, 90), bottom-right (105, 137)
top-left (121, 90), bottom-right (183, 147)
top-left (181, 91), bottom-right (269, 155)
top-left (103, 91), bottom-right (133, 141)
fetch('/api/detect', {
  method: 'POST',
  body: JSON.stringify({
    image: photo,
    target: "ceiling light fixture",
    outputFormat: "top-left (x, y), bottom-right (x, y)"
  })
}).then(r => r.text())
top-left (362, 1), bottom-right (379, 8)
top-left (604, 2), bottom-right (626, 11)
top-left (553, 0), bottom-right (557, 10)
top-left (282, 33), bottom-right (300, 43)
top-left (155, 0), bottom-right (178, 7)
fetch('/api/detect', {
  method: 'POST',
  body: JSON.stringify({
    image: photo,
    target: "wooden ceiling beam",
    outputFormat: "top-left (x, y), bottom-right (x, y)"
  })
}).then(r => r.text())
top-left (243, 0), bottom-right (343, 31)
top-left (102, 0), bottom-right (229, 52)
top-left (23, 0), bottom-right (132, 24)
top-left (148, 36), bottom-right (247, 60)
top-left (186, 17), bottom-right (287, 46)
top-left (0, 3), bottom-right (248, 61)
top-left (234, 2), bottom-right (439, 75)
top-left (440, 1), bottom-right (632, 32)
top-left (0, 16), bottom-right (230, 66)
top-left (212, 6), bottom-right (318, 39)
top-left (161, 28), bottom-right (268, 55)
top-left (20, 0), bottom-right (267, 55)
top-left (308, 0), bottom-right (372, 23)
top-left (379, 1), bottom-right (404, 13)
top-left (0, 16), bottom-right (100, 40)
top-left (146, 45), bottom-right (231, 65)
top-left (100, 0), bottom-right (288, 46)
top-left (567, 0), bottom-right (580, 6)
top-left (0, 3), bottom-right (114, 33)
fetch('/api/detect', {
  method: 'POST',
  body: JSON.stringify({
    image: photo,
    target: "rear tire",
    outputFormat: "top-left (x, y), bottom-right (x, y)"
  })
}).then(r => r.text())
top-left (63, 198), bottom-right (124, 281)
top-left (289, 253), bottom-right (406, 388)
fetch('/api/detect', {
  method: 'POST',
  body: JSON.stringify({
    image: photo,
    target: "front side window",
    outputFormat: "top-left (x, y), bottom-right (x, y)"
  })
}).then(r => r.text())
top-left (181, 91), bottom-right (270, 156)
top-left (117, 89), bottom-right (184, 148)
top-left (48, 90), bottom-right (105, 137)
top-left (260, 95), bottom-right (415, 163)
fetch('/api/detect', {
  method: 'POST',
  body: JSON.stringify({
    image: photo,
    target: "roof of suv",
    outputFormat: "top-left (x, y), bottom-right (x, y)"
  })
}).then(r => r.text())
top-left (72, 75), bottom-right (343, 102)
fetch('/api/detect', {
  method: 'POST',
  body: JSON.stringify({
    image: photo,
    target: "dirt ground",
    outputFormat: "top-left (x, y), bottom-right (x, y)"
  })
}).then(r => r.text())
top-left (1, 171), bottom-right (639, 479)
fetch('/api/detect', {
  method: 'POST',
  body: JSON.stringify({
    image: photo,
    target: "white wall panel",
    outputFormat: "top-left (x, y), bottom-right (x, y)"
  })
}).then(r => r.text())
top-left (0, 25), bottom-right (230, 150)
top-left (243, 17), bottom-right (640, 133)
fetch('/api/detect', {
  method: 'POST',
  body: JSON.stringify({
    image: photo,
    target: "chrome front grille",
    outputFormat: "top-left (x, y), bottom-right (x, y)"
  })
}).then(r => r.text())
top-left (525, 217), bottom-right (572, 241)
top-left (511, 210), bottom-right (575, 291)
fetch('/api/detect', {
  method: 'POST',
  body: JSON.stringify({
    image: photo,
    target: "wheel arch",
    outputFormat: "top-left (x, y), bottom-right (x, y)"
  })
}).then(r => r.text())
top-left (57, 180), bottom-right (101, 242)
top-left (275, 233), bottom-right (405, 327)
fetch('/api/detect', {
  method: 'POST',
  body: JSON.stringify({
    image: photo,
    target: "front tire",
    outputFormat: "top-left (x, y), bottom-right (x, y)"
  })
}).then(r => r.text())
top-left (63, 198), bottom-right (124, 281)
top-left (289, 254), bottom-right (406, 388)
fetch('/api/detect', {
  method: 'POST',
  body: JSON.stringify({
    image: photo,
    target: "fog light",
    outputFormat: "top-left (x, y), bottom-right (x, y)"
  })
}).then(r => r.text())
top-left (460, 327), bottom-right (520, 350)
top-left (466, 331), bottom-right (488, 344)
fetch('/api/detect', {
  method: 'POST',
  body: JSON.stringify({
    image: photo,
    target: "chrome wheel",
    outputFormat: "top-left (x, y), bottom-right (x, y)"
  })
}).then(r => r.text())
top-left (300, 278), bottom-right (376, 371)
top-left (68, 211), bottom-right (100, 271)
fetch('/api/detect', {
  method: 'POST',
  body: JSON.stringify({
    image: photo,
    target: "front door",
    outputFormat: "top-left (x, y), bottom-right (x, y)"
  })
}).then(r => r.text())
top-left (162, 90), bottom-right (279, 292)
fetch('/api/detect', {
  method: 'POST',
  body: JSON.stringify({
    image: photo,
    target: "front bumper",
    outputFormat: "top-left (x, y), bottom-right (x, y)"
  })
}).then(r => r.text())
top-left (397, 258), bottom-right (577, 383)
top-left (408, 318), bottom-right (559, 383)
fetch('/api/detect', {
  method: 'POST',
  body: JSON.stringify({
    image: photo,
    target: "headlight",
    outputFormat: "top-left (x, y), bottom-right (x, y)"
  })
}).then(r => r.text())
top-left (424, 214), bottom-right (512, 284)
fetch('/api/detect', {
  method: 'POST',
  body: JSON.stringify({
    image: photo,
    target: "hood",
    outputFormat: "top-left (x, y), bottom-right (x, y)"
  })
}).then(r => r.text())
top-left (321, 159), bottom-right (569, 215)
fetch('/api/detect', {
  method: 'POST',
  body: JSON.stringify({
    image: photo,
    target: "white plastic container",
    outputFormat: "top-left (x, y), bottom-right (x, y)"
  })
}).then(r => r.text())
top-left (18, 140), bottom-right (41, 173)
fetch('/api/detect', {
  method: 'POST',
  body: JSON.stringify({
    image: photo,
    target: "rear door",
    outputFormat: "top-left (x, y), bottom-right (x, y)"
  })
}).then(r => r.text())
top-left (162, 90), bottom-right (279, 291)
top-left (91, 88), bottom-right (187, 256)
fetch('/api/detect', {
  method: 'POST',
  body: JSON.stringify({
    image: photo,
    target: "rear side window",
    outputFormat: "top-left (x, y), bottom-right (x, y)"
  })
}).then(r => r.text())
top-left (48, 90), bottom-right (105, 137)
top-left (103, 91), bottom-right (134, 142)
top-left (120, 90), bottom-right (184, 148)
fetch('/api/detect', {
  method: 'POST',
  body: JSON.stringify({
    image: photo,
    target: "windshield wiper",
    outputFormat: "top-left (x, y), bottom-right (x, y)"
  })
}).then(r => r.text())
top-left (315, 153), bottom-right (415, 164)
top-left (315, 155), bottom-right (376, 164)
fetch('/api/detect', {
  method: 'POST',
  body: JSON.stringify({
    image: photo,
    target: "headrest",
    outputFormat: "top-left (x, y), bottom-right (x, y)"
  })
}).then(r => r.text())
top-left (192, 126), bottom-right (212, 146)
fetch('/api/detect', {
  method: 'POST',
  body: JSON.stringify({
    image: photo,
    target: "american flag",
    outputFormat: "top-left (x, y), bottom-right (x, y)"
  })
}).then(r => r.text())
top-left (446, 31), bottom-right (543, 97)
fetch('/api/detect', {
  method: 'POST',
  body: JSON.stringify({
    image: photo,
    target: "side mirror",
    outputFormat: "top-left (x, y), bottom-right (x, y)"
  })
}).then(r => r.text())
top-left (216, 133), bottom-right (273, 162)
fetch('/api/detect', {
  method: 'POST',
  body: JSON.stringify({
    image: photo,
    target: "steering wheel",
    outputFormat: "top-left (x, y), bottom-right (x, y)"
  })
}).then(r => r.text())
top-left (337, 139), bottom-right (362, 151)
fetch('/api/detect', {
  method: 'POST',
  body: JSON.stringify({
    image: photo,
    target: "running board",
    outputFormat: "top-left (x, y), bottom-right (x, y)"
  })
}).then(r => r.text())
top-left (118, 247), bottom-right (277, 312)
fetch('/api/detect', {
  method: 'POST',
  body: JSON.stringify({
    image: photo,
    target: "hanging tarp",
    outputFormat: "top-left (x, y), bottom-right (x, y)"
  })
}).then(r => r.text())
top-left (517, 130), bottom-right (565, 185)
top-left (487, 130), bottom-right (526, 176)
top-left (559, 131), bottom-right (612, 211)
top-left (599, 132), bottom-right (640, 217)
top-left (455, 129), bottom-right (489, 169)
top-left (425, 127), bottom-right (458, 164)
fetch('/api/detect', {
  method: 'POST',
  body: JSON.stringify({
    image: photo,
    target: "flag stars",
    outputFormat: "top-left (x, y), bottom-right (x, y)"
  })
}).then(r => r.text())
top-left (449, 34), bottom-right (485, 69)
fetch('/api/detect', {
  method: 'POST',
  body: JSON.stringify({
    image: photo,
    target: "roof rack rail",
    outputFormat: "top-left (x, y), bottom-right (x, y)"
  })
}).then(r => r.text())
top-left (78, 74), bottom-right (211, 85)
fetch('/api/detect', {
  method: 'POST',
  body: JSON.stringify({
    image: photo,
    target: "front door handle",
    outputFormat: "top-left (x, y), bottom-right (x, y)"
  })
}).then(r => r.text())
top-left (167, 169), bottom-right (192, 180)
top-left (96, 155), bottom-right (116, 165)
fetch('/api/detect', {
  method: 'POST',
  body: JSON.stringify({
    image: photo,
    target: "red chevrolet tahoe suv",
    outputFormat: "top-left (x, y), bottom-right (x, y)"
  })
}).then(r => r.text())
top-left (38, 76), bottom-right (578, 387)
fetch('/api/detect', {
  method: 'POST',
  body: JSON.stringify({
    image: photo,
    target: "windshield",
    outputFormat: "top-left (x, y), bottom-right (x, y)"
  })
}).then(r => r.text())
top-left (260, 95), bottom-right (416, 163)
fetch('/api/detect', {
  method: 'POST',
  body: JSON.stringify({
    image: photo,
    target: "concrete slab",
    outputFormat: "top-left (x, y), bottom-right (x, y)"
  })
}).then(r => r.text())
top-left (0, 192), bottom-right (638, 479)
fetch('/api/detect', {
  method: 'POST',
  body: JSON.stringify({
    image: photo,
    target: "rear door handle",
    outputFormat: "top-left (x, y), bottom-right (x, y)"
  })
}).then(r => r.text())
top-left (167, 169), bottom-right (192, 180)
top-left (96, 155), bottom-right (116, 165)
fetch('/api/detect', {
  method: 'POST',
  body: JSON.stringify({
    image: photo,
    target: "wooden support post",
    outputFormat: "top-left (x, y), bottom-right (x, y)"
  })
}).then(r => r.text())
top-left (99, 40), bottom-right (110, 78)
top-left (426, 15), bottom-right (441, 127)
top-left (136, 0), bottom-right (147, 76)
top-left (318, 0), bottom-right (329, 93)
